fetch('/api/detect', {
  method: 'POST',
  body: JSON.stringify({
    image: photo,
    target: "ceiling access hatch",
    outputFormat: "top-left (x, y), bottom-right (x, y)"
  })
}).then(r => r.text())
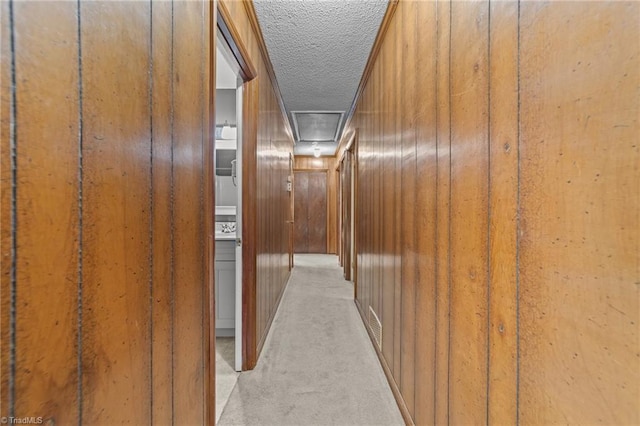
top-left (292, 111), bottom-right (344, 143)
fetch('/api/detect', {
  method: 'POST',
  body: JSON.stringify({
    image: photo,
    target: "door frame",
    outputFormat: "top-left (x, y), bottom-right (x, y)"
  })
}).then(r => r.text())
top-left (337, 130), bottom-right (358, 296)
top-left (339, 152), bottom-right (351, 281)
top-left (293, 169), bottom-right (329, 254)
top-left (215, 1), bottom-right (259, 376)
top-left (351, 133), bottom-right (358, 297)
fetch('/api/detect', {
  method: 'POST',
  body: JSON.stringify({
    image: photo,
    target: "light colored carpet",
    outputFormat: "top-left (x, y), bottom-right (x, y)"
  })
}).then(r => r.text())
top-left (216, 336), bottom-right (240, 423)
top-left (217, 254), bottom-right (403, 426)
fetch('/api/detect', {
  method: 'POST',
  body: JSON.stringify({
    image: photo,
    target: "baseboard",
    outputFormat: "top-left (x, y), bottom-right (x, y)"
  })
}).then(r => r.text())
top-left (354, 299), bottom-right (414, 426)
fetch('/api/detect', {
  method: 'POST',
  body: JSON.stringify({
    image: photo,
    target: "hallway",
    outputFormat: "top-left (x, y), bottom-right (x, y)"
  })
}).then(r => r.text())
top-left (218, 255), bottom-right (403, 425)
top-left (2, 0), bottom-right (638, 424)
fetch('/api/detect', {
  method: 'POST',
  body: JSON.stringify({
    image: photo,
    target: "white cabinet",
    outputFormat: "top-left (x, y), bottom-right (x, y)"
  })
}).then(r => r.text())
top-left (215, 240), bottom-right (236, 333)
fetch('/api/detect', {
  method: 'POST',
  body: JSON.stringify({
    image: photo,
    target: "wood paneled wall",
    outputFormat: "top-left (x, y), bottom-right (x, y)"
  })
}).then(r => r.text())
top-left (1, 0), bottom-right (212, 424)
top-left (294, 156), bottom-right (338, 254)
top-left (344, 0), bottom-right (639, 424)
top-left (219, 0), bottom-right (295, 359)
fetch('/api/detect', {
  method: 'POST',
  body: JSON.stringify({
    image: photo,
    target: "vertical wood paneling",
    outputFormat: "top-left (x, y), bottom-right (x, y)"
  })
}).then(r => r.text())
top-left (372, 62), bottom-right (381, 329)
top-left (487, 1), bottom-right (519, 423)
top-left (448, 1), bottom-right (490, 423)
top-left (398, 0), bottom-right (417, 417)
top-left (252, 75), bottom-right (291, 349)
top-left (151, 1), bottom-right (173, 422)
top-left (0, 1), bottom-right (11, 415)
top-left (345, 1), bottom-right (638, 425)
top-left (2, 1), bottom-right (211, 422)
top-left (81, 3), bottom-right (152, 423)
top-left (221, 0), bottom-right (296, 363)
top-left (380, 39), bottom-right (395, 370)
top-left (413, 0), bottom-right (438, 423)
top-left (519, 2), bottom-right (640, 424)
top-left (391, 17), bottom-right (402, 383)
top-left (172, 1), bottom-right (204, 422)
top-left (12, 3), bottom-right (79, 423)
top-left (434, 0), bottom-right (452, 423)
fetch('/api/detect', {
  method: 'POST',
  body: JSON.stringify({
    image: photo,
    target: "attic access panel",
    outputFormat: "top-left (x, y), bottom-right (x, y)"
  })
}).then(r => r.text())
top-left (292, 111), bottom-right (344, 143)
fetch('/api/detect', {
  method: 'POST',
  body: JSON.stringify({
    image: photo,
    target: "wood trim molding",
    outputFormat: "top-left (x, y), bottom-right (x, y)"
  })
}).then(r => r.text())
top-left (217, 1), bottom-right (258, 80)
top-left (352, 131), bottom-right (358, 298)
top-left (337, 130), bottom-right (357, 165)
top-left (337, 0), bottom-right (399, 155)
top-left (241, 79), bottom-right (259, 371)
top-left (206, 3), bottom-right (216, 424)
top-left (242, 0), bottom-right (296, 142)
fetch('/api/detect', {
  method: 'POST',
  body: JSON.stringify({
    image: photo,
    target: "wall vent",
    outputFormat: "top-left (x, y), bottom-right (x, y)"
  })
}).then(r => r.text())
top-left (368, 306), bottom-right (382, 349)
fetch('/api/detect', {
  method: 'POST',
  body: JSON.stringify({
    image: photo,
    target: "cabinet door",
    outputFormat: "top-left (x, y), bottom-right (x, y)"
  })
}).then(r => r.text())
top-left (215, 261), bottom-right (236, 329)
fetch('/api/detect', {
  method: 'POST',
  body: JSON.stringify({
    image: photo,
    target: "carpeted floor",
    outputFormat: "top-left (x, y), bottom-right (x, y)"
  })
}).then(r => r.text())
top-left (216, 336), bottom-right (240, 423)
top-left (217, 254), bottom-right (403, 426)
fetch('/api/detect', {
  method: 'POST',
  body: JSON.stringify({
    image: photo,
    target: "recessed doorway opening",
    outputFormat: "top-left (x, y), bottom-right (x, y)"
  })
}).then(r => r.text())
top-left (214, 28), bottom-right (243, 422)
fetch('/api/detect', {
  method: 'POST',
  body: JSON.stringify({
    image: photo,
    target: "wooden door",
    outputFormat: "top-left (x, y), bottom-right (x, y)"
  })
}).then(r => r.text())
top-left (294, 171), bottom-right (327, 253)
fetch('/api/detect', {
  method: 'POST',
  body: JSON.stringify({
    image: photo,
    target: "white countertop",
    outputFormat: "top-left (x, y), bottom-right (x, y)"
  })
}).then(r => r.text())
top-left (215, 232), bottom-right (236, 241)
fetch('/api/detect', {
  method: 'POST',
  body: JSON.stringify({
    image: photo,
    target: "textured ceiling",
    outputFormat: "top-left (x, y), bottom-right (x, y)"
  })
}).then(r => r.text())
top-left (253, 0), bottom-right (387, 156)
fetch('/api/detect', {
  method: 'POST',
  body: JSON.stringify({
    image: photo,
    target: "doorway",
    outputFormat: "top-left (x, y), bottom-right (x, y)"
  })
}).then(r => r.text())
top-left (294, 171), bottom-right (328, 253)
top-left (340, 151), bottom-right (352, 281)
top-left (214, 30), bottom-right (243, 421)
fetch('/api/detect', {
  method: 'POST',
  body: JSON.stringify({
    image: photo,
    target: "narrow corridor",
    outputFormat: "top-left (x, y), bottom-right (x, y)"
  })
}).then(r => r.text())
top-left (217, 255), bottom-right (403, 425)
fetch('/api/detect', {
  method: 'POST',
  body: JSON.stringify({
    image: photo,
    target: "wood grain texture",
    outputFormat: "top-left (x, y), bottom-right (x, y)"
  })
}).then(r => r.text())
top-left (433, 1), bottom-right (451, 423)
top-left (518, 2), bottom-right (640, 424)
top-left (0, 0), bottom-right (11, 416)
top-left (12, 3), bottom-right (80, 423)
top-left (1, 0), bottom-right (211, 422)
top-left (204, 5), bottom-right (214, 425)
top-left (340, 152), bottom-right (352, 281)
top-left (398, 0), bottom-right (418, 417)
top-left (380, 40), bottom-right (395, 369)
top-left (294, 155), bottom-right (338, 254)
top-left (293, 171), bottom-right (309, 253)
top-left (308, 172), bottom-right (328, 253)
top-left (344, 1), bottom-right (639, 424)
top-left (172, 1), bottom-right (205, 422)
top-left (220, 0), bottom-right (295, 365)
top-left (413, 1), bottom-right (438, 423)
top-left (241, 77), bottom-right (258, 369)
top-left (487, 1), bottom-right (519, 423)
top-left (81, 3), bottom-right (152, 423)
top-left (391, 16), bottom-right (402, 386)
top-left (150, 2), bottom-right (173, 423)
top-left (448, 1), bottom-right (490, 423)
top-left (293, 171), bottom-right (327, 254)
top-left (326, 167), bottom-right (338, 254)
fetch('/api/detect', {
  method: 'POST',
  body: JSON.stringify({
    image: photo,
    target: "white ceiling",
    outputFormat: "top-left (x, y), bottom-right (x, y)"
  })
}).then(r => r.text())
top-left (253, 0), bottom-right (387, 156)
